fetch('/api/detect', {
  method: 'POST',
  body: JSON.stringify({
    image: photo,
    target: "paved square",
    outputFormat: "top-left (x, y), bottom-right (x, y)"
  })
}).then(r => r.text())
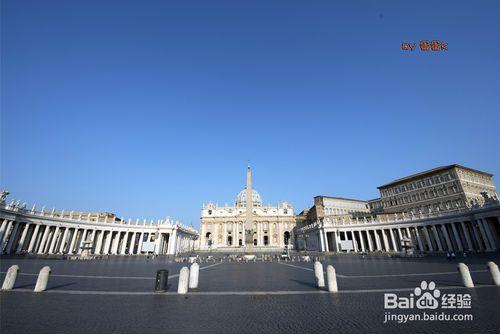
top-left (1, 253), bottom-right (500, 333)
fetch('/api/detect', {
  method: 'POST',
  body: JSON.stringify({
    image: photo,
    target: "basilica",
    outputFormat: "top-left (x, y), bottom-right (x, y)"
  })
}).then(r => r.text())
top-left (198, 165), bottom-right (295, 251)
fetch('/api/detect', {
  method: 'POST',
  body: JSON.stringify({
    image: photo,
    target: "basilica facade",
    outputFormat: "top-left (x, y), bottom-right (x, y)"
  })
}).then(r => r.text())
top-left (198, 165), bottom-right (295, 251)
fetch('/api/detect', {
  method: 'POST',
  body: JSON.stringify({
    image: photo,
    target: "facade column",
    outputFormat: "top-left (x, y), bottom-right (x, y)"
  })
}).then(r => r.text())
top-left (59, 228), bottom-right (70, 254)
top-left (389, 229), bottom-right (397, 251)
top-left (431, 226), bottom-right (443, 251)
top-left (68, 228), bottom-right (79, 254)
top-left (15, 223), bottom-right (31, 253)
top-left (5, 222), bottom-right (20, 254)
top-left (422, 226), bottom-right (434, 252)
top-left (223, 223), bottom-right (227, 246)
top-left (460, 222), bottom-right (474, 251)
top-left (48, 227), bottom-right (61, 254)
top-left (27, 224), bottom-right (40, 253)
top-left (480, 219), bottom-right (496, 250)
top-left (451, 223), bottom-right (464, 251)
top-left (477, 220), bottom-right (493, 251)
top-left (37, 226), bottom-right (51, 254)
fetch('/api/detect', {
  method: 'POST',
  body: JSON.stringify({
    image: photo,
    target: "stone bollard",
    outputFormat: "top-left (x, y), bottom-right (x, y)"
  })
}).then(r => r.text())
top-left (487, 261), bottom-right (500, 286)
top-left (457, 263), bottom-right (474, 288)
top-left (189, 263), bottom-right (200, 289)
top-left (1, 265), bottom-right (19, 290)
top-left (177, 266), bottom-right (190, 294)
top-left (326, 265), bottom-right (338, 293)
top-left (34, 266), bottom-right (51, 292)
top-left (314, 261), bottom-right (325, 288)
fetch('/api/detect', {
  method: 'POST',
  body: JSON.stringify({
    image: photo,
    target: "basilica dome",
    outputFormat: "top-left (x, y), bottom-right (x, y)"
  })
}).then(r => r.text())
top-left (235, 188), bottom-right (263, 207)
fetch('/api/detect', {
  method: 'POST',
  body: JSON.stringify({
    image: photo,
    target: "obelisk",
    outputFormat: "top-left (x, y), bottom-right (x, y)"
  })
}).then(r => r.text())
top-left (244, 162), bottom-right (254, 251)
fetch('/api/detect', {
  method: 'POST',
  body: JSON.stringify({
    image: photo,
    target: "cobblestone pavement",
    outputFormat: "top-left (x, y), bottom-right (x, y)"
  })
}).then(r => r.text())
top-left (1, 287), bottom-right (499, 333)
top-left (1, 253), bottom-right (500, 333)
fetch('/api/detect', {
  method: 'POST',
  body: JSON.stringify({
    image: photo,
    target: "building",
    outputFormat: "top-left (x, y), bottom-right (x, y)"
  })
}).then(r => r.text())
top-left (294, 164), bottom-right (500, 254)
top-left (199, 164), bottom-right (295, 251)
top-left (377, 165), bottom-right (498, 215)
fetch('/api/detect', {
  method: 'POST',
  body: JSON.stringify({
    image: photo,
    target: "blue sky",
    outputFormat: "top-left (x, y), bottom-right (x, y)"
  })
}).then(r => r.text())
top-left (1, 0), bottom-right (499, 227)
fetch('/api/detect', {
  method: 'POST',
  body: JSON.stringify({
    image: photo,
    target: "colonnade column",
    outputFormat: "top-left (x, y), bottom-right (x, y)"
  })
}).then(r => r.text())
top-left (366, 231), bottom-right (373, 251)
top-left (129, 232), bottom-right (136, 254)
top-left (381, 229), bottom-right (389, 251)
top-left (1, 220), bottom-right (13, 251)
top-left (374, 230), bottom-right (382, 250)
top-left (388, 229), bottom-right (397, 251)
top-left (68, 229), bottom-right (79, 254)
top-left (120, 232), bottom-right (128, 254)
top-left (112, 232), bottom-right (120, 254)
top-left (48, 227), bottom-right (60, 254)
top-left (451, 223), bottom-right (463, 251)
top-left (414, 227), bottom-right (424, 252)
top-left (59, 228), bottom-right (70, 254)
top-left (460, 222), bottom-right (474, 251)
top-left (103, 230), bottom-right (113, 254)
top-left (77, 229), bottom-right (88, 254)
top-left (15, 223), bottom-right (31, 253)
top-left (0, 219), bottom-right (9, 244)
top-left (5, 222), bottom-right (20, 254)
top-left (37, 226), bottom-right (51, 254)
top-left (480, 219), bottom-right (496, 250)
top-left (431, 226), bottom-right (443, 251)
top-left (422, 226), bottom-right (433, 252)
top-left (357, 231), bottom-right (364, 252)
top-left (324, 230), bottom-right (330, 252)
top-left (138, 232), bottom-right (144, 253)
top-left (27, 224), bottom-right (40, 253)
top-left (95, 230), bottom-right (105, 254)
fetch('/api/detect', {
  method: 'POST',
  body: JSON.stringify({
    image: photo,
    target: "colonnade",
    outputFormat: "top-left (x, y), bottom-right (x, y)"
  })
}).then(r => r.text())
top-left (0, 207), bottom-right (199, 256)
top-left (297, 205), bottom-right (500, 254)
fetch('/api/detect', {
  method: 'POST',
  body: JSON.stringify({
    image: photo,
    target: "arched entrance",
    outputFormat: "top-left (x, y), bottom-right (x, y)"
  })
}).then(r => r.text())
top-left (263, 235), bottom-right (269, 245)
top-left (227, 236), bottom-right (232, 246)
top-left (205, 232), bottom-right (211, 246)
top-left (284, 231), bottom-right (290, 245)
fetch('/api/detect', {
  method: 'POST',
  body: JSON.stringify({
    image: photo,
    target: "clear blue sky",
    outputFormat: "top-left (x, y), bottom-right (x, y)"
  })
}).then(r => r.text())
top-left (1, 0), bottom-right (499, 227)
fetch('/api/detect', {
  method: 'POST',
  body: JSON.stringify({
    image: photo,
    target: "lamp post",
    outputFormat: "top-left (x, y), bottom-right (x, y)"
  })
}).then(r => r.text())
top-left (304, 234), bottom-right (309, 255)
